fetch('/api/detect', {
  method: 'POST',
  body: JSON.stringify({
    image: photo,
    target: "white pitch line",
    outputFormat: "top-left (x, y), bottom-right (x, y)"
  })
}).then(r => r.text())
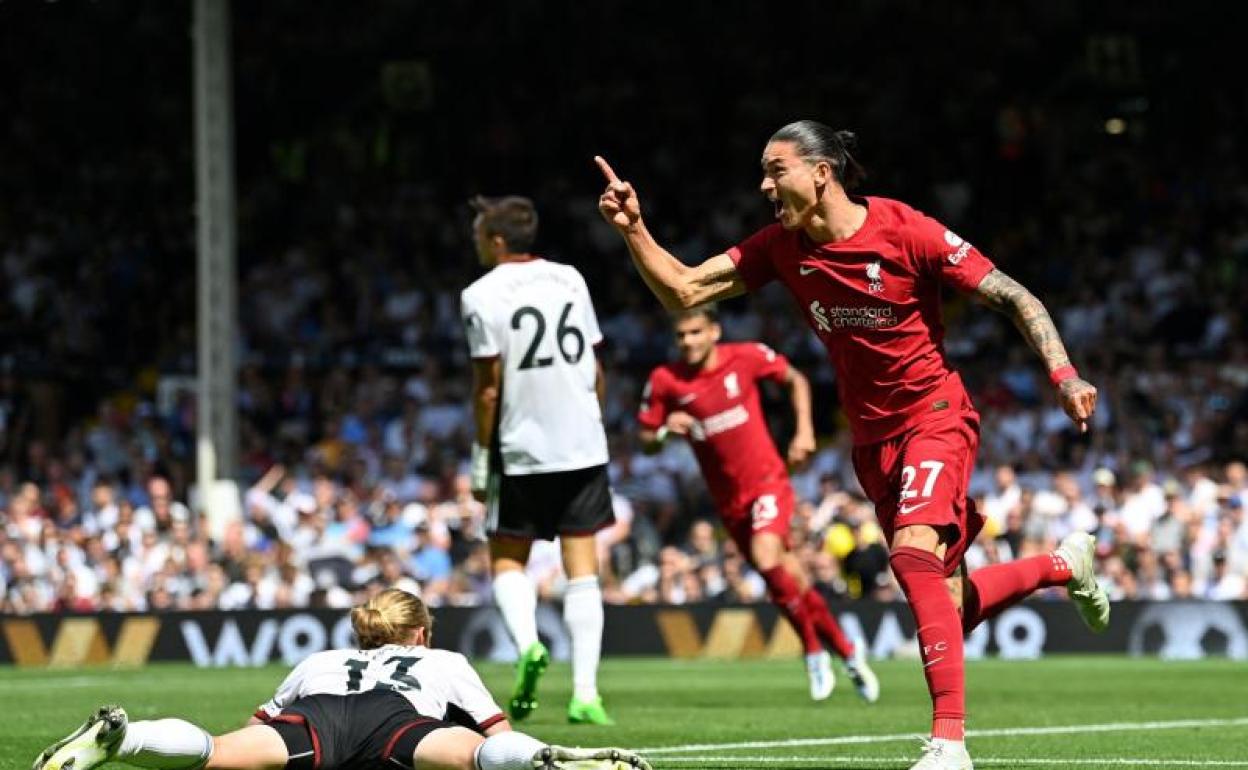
top-left (654, 757), bottom-right (1248, 767)
top-left (641, 716), bottom-right (1248, 755)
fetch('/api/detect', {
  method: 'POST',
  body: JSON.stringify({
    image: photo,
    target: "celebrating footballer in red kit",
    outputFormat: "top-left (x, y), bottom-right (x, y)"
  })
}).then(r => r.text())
top-left (596, 120), bottom-right (1108, 770)
top-left (637, 307), bottom-right (878, 703)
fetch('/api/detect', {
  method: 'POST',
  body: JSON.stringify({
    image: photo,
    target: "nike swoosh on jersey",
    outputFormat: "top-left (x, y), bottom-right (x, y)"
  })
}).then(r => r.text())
top-left (677, 393), bottom-right (697, 405)
top-left (798, 265), bottom-right (818, 275)
top-left (898, 501), bottom-right (931, 515)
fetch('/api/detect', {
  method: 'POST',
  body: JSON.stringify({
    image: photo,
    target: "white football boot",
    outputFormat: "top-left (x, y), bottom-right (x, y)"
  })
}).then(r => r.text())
top-left (1056, 531), bottom-right (1110, 633)
top-left (805, 651), bottom-right (835, 701)
top-left (534, 745), bottom-right (653, 770)
top-left (908, 738), bottom-right (974, 770)
top-left (33, 705), bottom-right (127, 770)
top-left (843, 643), bottom-right (881, 703)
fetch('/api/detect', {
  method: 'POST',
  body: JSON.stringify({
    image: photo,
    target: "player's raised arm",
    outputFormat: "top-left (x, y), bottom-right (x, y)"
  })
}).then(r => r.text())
top-left (972, 268), bottom-right (1098, 432)
top-left (594, 155), bottom-right (745, 310)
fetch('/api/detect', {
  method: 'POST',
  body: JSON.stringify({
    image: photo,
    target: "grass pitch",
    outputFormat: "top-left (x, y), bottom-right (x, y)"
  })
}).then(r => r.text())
top-left (3, 656), bottom-right (1245, 768)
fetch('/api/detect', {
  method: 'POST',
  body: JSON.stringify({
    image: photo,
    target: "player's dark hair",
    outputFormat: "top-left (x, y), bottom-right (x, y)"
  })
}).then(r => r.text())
top-left (469, 195), bottom-right (539, 254)
top-left (352, 587), bottom-right (433, 649)
top-left (673, 303), bottom-right (719, 324)
top-left (769, 120), bottom-right (866, 190)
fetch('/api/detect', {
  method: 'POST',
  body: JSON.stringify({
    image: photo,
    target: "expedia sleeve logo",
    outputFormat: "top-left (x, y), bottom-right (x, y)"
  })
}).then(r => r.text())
top-left (943, 230), bottom-right (972, 265)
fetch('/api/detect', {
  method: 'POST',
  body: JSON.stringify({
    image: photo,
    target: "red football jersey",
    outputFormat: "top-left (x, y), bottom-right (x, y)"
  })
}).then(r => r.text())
top-left (638, 342), bottom-right (791, 512)
top-left (727, 196), bottom-right (995, 446)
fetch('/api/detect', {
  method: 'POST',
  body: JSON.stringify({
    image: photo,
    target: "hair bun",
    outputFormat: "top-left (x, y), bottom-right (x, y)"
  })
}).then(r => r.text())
top-left (350, 588), bottom-right (433, 650)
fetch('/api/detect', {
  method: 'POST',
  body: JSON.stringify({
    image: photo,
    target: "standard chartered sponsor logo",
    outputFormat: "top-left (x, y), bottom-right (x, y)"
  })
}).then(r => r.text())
top-left (810, 300), bottom-right (898, 331)
top-left (689, 404), bottom-right (749, 441)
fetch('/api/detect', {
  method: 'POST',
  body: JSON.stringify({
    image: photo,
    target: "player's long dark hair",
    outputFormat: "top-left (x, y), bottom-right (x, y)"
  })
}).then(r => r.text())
top-left (769, 120), bottom-right (866, 190)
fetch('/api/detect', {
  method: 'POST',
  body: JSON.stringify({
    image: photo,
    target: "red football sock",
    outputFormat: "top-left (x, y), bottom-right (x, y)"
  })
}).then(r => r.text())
top-left (802, 587), bottom-right (855, 659)
top-left (760, 566), bottom-right (822, 655)
top-left (962, 552), bottom-right (1072, 633)
top-left (890, 546), bottom-right (965, 741)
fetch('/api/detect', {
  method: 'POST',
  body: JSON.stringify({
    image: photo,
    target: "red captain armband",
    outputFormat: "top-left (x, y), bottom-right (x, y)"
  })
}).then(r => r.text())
top-left (1049, 365), bottom-right (1079, 387)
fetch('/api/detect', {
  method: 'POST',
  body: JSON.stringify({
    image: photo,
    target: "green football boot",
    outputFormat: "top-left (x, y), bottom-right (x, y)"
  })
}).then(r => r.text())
top-left (567, 694), bottom-right (615, 725)
top-left (508, 641), bottom-right (550, 721)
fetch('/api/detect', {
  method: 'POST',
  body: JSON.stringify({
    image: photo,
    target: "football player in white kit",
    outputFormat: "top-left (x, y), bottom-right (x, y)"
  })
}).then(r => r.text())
top-left (461, 196), bottom-right (614, 725)
top-left (33, 589), bottom-right (650, 770)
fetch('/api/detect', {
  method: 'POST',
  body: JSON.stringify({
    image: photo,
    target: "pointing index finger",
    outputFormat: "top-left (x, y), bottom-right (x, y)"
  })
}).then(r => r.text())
top-left (594, 155), bottom-right (621, 184)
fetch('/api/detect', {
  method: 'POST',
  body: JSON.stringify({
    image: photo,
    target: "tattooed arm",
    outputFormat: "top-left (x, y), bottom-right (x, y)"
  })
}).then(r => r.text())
top-left (972, 269), bottom-right (1098, 432)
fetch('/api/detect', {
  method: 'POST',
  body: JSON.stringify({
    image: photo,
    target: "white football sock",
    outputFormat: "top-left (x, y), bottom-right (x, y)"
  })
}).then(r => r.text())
top-left (493, 568), bottom-right (539, 652)
top-left (473, 730), bottom-right (546, 770)
top-left (563, 575), bottom-right (604, 701)
top-left (116, 719), bottom-right (213, 769)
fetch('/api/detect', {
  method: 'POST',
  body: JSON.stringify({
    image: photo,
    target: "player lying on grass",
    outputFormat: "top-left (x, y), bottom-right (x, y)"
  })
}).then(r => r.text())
top-left (596, 120), bottom-right (1109, 770)
top-left (638, 304), bottom-right (878, 703)
top-left (34, 588), bottom-right (651, 770)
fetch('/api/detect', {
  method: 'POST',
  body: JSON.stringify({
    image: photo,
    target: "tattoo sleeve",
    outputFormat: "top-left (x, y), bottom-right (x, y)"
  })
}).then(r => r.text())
top-left (972, 269), bottom-right (1072, 374)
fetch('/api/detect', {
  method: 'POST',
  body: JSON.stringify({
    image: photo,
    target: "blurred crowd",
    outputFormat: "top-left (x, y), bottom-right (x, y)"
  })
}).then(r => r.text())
top-left (2, 2), bottom-right (1247, 612)
top-left (3, 450), bottom-right (1247, 613)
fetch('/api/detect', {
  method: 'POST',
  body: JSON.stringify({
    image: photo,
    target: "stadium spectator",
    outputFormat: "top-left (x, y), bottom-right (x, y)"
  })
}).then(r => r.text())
top-left (1, 1), bottom-right (1246, 620)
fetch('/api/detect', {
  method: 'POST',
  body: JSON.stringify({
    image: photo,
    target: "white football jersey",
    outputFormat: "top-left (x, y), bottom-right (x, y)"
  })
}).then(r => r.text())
top-left (257, 645), bottom-right (503, 729)
top-left (461, 259), bottom-right (609, 474)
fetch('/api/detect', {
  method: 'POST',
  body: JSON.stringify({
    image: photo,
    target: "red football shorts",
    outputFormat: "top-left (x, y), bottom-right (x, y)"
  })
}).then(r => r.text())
top-left (851, 410), bottom-right (984, 578)
top-left (722, 480), bottom-right (795, 556)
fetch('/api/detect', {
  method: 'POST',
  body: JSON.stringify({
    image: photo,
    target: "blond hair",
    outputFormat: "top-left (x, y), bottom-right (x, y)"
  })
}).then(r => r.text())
top-left (350, 588), bottom-right (433, 649)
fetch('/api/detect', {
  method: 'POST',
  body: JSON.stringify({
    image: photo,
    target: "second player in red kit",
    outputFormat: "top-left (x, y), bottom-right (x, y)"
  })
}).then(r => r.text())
top-left (639, 337), bottom-right (796, 547)
top-left (637, 307), bottom-right (878, 703)
top-left (596, 121), bottom-right (1109, 770)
